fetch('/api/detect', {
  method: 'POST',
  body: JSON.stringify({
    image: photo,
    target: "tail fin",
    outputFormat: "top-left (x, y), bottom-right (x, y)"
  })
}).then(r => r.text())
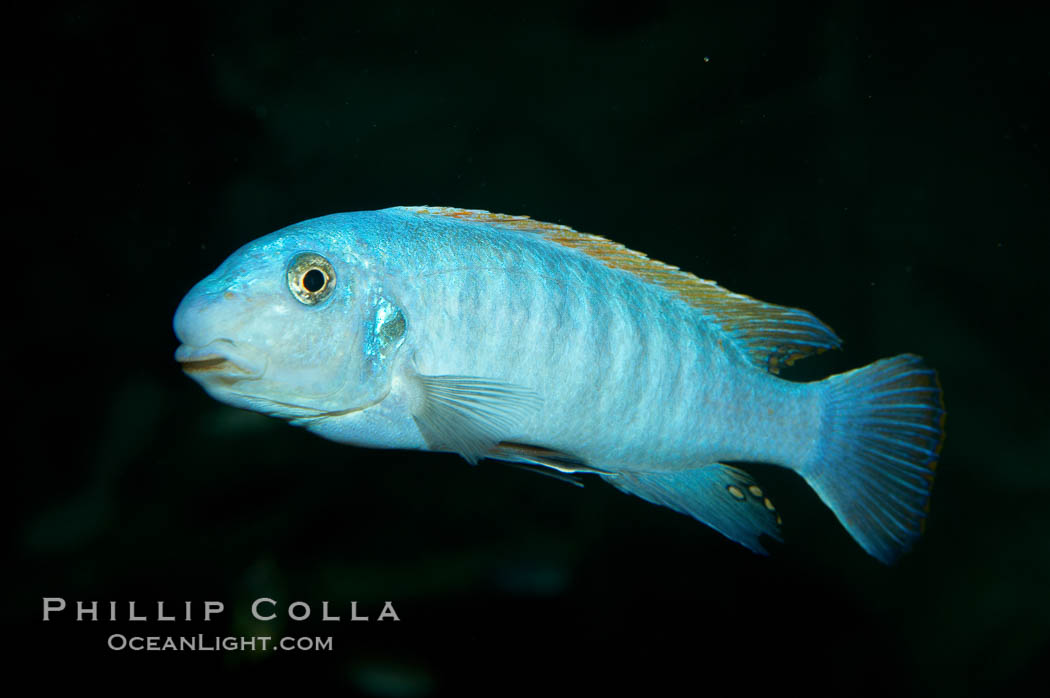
top-left (802, 354), bottom-right (945, 564)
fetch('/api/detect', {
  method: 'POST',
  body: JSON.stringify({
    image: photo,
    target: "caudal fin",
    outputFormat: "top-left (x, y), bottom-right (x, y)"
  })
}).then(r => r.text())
top-left (802, 354), bottom-right (945, 564)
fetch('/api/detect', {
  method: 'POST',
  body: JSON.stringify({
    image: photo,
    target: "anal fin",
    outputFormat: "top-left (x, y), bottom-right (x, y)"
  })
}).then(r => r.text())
top-left (603, 465), bottom-right (783, 555)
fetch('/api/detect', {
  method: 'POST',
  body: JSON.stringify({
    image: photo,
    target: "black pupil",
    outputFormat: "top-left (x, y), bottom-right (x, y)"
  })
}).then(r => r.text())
top-left (303, 268), bottom-right (326, 293)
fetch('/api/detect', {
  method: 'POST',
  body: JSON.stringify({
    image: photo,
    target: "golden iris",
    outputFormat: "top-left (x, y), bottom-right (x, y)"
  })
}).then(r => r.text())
top-left (286, 252), bottom-right (336, 305)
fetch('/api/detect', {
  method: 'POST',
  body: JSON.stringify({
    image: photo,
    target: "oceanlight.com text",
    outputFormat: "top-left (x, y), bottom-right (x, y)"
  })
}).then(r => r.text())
top-left (106, 634), bottom-right (333, 652)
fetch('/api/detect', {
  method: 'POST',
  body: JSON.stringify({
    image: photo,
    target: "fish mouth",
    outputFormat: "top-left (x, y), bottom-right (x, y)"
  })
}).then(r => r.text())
top-left (179, 355), bottom-right (240, 374)
top-left (175, 343), bottom-right (264, 385)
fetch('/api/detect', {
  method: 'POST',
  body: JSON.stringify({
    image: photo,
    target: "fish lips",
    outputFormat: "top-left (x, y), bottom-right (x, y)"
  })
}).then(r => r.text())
top-left (175, 342), bottom-right (265, 385)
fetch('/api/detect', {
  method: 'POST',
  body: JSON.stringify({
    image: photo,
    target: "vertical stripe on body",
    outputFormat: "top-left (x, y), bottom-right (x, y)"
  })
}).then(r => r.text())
top-left (385, 215), bottom-right (821, 474)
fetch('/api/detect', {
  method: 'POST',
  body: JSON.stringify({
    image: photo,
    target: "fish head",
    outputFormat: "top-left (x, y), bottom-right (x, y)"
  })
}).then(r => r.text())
top-left (173, 219), bottom-right (406, 420)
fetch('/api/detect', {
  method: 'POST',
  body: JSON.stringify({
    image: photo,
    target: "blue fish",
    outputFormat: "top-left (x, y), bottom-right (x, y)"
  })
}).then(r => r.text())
top-left (174, 206), bottom-right (945, 563)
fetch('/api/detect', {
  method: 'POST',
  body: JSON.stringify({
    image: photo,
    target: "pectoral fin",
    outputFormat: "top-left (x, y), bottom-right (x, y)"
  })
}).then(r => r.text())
top-left (411, 374), bottom-right (542, 464)
top-left (603, 465), bottom-right (783, 554)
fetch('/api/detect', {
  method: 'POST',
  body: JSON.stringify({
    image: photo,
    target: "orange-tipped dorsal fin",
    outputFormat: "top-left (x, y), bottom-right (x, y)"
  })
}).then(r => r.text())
top-left (404, 207), bottom-right (841, 373)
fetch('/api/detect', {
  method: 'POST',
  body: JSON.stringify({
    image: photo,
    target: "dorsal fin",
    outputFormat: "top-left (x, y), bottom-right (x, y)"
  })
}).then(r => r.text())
top-left (404, 206), bottom-right (841, 373)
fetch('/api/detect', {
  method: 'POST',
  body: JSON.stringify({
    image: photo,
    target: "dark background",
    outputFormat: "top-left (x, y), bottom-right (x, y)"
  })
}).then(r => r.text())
top-left (9, 1), bottom-right (1048, 694)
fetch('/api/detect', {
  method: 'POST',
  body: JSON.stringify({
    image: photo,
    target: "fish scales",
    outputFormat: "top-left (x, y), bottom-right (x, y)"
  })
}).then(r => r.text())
top-left (385, 209), bottom-right (819, 471)
top-left (175, 206), bottom-right (945, 563)
top-left (395, 217), bottom-right (673, 463)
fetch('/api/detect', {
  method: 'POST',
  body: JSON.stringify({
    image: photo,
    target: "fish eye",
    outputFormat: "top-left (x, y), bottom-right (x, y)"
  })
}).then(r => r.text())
top-left (287, 252), bottom-right (336, 305)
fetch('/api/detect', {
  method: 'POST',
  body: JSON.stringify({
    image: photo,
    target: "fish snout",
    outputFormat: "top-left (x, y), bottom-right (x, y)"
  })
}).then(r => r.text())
top-left (173, 287), bottom-right (247, 346)
top-left (174, 289), bottom-right (266, 383)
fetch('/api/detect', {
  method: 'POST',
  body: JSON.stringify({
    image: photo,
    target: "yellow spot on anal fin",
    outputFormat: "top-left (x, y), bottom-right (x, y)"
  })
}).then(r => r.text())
top-left (727, 485), bottom-right (745, 500)
top-left (764, 497), bottom-right (775, 511)
top-left (748, 485), bottom-right (763, 497)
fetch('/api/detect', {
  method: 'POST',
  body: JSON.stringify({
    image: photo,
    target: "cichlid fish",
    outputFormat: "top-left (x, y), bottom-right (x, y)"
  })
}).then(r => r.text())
top-left (174, 206), bottom-right (945, 563)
